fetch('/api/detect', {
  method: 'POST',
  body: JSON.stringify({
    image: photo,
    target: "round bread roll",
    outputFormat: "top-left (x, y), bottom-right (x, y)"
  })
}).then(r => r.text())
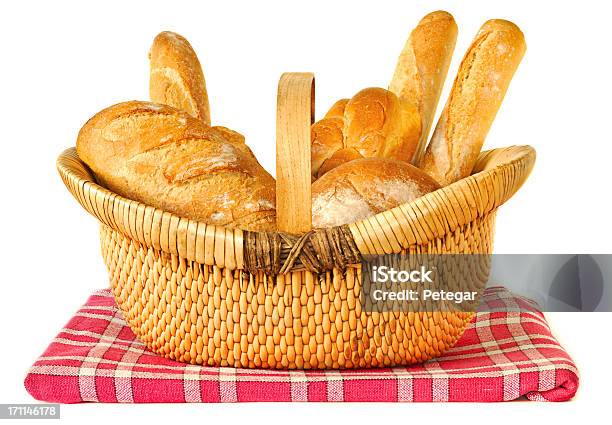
top-left (311, 158), bottom-right (440, 228)
top-left (311, 88), bottom-right (420, 179)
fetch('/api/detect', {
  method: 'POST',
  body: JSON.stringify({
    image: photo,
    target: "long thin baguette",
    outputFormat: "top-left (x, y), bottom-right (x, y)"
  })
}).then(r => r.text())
top-left (390, 11), bottom-right (458, 165)
top-left (149, 31), bottom-right (211, 125)
top-left (419, 19), bottom-right (526, 186)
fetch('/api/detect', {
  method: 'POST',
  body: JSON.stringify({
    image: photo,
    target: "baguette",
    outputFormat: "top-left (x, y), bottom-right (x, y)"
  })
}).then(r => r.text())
top-left (390, 11), bottom-right (458, 165)
top-left (419, 19), bottom-right (526, 186)
top-left (76, 101), bottom-right (276, 231)
top-left (149, 31), bottom-right (211, 125)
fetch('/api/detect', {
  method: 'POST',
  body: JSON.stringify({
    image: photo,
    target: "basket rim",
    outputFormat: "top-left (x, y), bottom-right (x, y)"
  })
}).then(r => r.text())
top-left (57, 145), bottom-right (535, 270)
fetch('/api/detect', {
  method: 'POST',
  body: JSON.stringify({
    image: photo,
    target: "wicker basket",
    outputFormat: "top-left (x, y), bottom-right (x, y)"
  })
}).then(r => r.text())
top-left (57, 73), bottom-right (535, 369)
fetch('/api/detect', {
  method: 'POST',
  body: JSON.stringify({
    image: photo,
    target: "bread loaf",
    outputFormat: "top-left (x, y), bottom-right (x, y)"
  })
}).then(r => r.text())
top-left (310, 99), bottom-right (347, 177)
top-left (419, 19), bottom-right (526, 186)
top-left (311, 158), bottom-right (440, 228)
top-left (76, 101), bottom-right (276, 231)
top-left (390, 11), bottom-right (457, 165)
top-left (311, 88), bottom-right (420, 178)
top-left (149, 31), bottom-right (211, 125)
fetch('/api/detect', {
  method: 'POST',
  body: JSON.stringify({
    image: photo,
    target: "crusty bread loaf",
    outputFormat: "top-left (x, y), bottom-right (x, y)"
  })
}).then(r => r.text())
top-left (390, 11), bottom-right (457, 165)
top-left (419, 19), bottom-right (526, 186)
top-left (311, 158), bottom-right (440, 228)
top-left (76, 101), bottom-right (276, 231)
top-left (311, 88), bottom-right (419, 178)
top-left (149, 31), bottom-right (211, 125)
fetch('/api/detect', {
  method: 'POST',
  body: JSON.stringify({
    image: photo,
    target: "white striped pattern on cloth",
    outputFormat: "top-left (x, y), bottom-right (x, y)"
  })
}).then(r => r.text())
top-left (24, 287), bottom-right (579, 403)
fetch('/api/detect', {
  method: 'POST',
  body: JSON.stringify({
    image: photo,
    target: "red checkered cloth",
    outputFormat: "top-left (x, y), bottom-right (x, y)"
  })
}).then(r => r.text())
top-left (24, 287), bottom-right (578, 403)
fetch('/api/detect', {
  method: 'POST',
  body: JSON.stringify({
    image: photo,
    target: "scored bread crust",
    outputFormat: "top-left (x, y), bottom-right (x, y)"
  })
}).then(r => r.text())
top-left (149, 31), bottom-right (211, 125)
top-left (76, 101), bottom-right (276, 231)
top-left (419, 19), bottom-right (526, 186)
top-left (311, 88), bottom-right (420, 178)
top-left (311, 158), bottom-right (440, 228)
top-left (389, 10), bottom-right (458, 166)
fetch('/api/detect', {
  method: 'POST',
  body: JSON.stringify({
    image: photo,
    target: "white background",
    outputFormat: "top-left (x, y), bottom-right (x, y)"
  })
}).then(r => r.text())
top-left (1, 0), bottom-right (611, 423)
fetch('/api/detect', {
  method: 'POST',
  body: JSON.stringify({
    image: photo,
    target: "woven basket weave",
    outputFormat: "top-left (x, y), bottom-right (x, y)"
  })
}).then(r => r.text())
top-left (57, 73), bottom-right (535, 369)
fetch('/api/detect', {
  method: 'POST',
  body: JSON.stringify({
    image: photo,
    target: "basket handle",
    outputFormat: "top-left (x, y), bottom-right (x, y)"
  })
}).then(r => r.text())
top-left (276, 72), bottom-right (315, 234)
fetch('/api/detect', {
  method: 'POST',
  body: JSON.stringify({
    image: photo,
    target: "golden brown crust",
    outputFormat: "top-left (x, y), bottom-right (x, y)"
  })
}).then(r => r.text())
top-left (311, 116), bottom-right (345, 177)
top-left (344, 88), bottom-right (419, 160)
top-left (324, 99), bottom-right (349, 119)
top-left (210, 125), bottom-right (245, 145)
top-left (76, 101), bottom-right (276, 231)
top-left (149, 31), bottom-right (211, 125)
top-left (390, 11), bottom-right (458, 165)
top-left (311, 88), bottom-right (419, 178)
top-left (310, 100), bottom-right (349, 177)
top-left (311, 158), bottom-right (440, 228)
top-left (419, 19), bottom-right (526, 186)
top-left (312, 11), bottom-right (457, 178)
top-left (317, 147), bottom-right (362, 178)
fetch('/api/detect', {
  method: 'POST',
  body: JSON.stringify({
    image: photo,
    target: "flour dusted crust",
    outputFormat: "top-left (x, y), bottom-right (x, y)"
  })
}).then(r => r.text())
top-left (419, 19), bottom-right (526, 186)
top-left (389, 11), bottom-right (458, 165)
top-left (311, 158), bottom-right (440, 228)
top-left (76, 101), bottom-right (275, 231)
top-left (149, 31), bottom-right (211, 125)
